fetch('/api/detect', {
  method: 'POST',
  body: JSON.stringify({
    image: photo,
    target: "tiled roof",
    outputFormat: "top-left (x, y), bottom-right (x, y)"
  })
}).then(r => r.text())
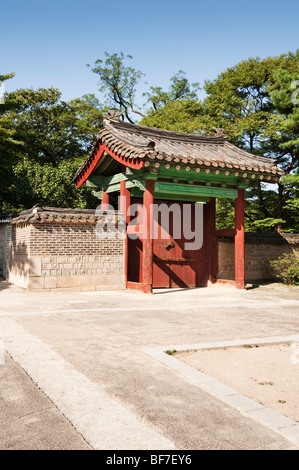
top-left (218, 232), bottom-right (299, 246)
top-left (280, 233), bottom-right (299, 246)
top-left (7, 206), bottom-right (299, 245)
top-left (0, 211), bottom-right (20, 223)
top-left (74, 112), bottom-right (283, 184)
top-left (10, 205), bottom-right (122, 225)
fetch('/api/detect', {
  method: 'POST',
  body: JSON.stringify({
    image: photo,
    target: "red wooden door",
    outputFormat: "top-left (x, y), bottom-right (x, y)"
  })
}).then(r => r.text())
top-left (127, 198), bottom-right (143, 283)
top-left (127, 199), bottom-right (207, 288)
top-left (152, 201), bottom-right (207, 288)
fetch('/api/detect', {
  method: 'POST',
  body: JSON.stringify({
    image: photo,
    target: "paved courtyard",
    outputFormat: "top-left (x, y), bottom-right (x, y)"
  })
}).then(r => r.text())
top-left (0, 279), bottom-right (299, 450)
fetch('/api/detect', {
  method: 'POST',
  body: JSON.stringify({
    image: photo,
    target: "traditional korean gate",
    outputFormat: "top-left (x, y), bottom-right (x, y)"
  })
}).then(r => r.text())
top-left (127, 200), bottom-right (207, 288)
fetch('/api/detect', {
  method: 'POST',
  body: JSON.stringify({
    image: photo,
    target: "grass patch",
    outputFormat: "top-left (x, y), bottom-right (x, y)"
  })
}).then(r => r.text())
top-left (164, 349), bottom-right (177, 355)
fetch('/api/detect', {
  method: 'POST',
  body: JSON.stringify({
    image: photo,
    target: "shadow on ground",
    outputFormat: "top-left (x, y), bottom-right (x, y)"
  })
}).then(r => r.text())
top-left (0, 277), bottom-right (13, 291)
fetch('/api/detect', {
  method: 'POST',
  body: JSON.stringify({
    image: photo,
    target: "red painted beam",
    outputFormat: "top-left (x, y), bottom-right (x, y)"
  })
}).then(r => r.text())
top-left (75, 143), bottom-right (145, 188)
top-left (235, 188), bottom-right (245, 289)
top-left (102, 144), bottom-right (144, 170)
top-left (214, 228), bottom-right (237, 237)
top-left (76, 145), bottom-right (105, 188)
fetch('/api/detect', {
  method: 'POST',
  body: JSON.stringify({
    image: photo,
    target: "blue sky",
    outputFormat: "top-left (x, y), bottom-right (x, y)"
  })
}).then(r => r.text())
top-left (2, 0), bottom-right (299, 110)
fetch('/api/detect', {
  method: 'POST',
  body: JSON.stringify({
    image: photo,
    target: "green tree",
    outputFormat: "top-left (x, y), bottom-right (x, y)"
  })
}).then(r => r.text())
top-left (143, 70), bottom-right (200, 111)
top-left (88, 52), bottom-right (145, 123)
top-left (0, 73), bottom-right (24, 211)
top-left (215, 189), bottom-right (285, 232)
top-left (7, 88), bottom-right (102, 165)
top-left (141, 99), bottom-right (206, 133)
top-left (1, 87), bottom-right (103, 211)
top-left (202, 52), bottom-right (299, 229)
top-left (141, 52), bottom-right (299, 232)
top-left (13, 159), bottom-right (92, 209)
top-left (268, 54), bottom-right (299, 226)
top-left (280, 169), bottom-right (299, 232)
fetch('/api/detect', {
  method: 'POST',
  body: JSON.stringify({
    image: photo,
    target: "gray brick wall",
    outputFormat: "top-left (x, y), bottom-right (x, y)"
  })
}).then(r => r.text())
top-left (218, 240), bottom-right (296, 281)
top-left (1, 216), bottom-right (125, 291)
top-left (1, 216), bottom-right (298, 289)
top-left (0, 224), bottom-right (6, 276)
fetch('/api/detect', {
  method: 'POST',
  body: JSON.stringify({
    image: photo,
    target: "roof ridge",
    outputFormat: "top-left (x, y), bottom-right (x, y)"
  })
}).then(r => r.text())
top-left (102, 123), bottom-right (154, 150)
top-left (108, 120), bottom-right (227, 145)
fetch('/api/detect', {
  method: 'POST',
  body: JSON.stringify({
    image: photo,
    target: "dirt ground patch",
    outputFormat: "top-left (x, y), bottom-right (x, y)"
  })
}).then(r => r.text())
top-left (176, 343), bottom-right (299, 422)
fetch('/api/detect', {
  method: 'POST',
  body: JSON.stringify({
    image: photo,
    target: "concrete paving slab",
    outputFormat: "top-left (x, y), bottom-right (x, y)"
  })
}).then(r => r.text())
top-left (144, 339), bottom-right (299, 447)
top-left (222, 394), bottom-right (265, 412)
top-left (0, 319), bottom-right (175, 450)
top-left (278, 425), bottom-right (299, 443)
top-left (142, 350), bottom-right (216, 384)
top-left (200, 381), bottom-right (239, 398)
top-left (248, 407), bottom-right (296, 430)
top-left (0, 353), bottom-right (90, 450)
top-left (0, 281), bottom-right (299, 449)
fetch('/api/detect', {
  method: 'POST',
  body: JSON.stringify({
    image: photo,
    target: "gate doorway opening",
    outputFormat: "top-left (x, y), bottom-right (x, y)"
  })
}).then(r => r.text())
top-left (127, 200), bottom-right (206, 289)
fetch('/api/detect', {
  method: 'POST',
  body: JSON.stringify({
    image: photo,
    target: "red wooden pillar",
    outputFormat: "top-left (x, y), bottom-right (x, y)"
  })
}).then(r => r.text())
top-left (101, 191), bottom-right (109, 210)
top-left (235, 188), bottom-right (245, 289)
top-left (206, 198), bottom-right (218, 283)
top-left (142, 179), bottom-right (155, 293)
top-left (120, 180), bottom-right (130, 286)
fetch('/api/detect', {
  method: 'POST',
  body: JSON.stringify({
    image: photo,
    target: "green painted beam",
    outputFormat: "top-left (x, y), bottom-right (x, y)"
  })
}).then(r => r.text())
top-left (130, 188), bottom-right (210, 202)
top-left (106, 179), bottom-right (146, 193)
top-left (125, 167), bottom-right (146, 177)
top-left (151, 165), bottom-right (276, 186)
top-left (238, 182), bottom-right (250, 189)
top-left (91, 190), bottom-right (103, 200)
top-left (88, 172), bottom-right (148, 190)
top-left (152, 193), bottom-right (210, 203)
top-left (89, 173), bottom-right (238, 199)
top-left (155, 182), bottom-right (237, 199)
top-left (88, 173), bottom-right (128, 187)
top-left (86, 158), bottom-right (275, 197)
top-left (157, 166), bottom-right (238, 185)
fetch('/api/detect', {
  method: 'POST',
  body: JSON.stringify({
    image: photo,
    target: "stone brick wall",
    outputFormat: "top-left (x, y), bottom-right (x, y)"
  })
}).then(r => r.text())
top-left (218, 239), bottom-right (296, 282)
top-left (1, 208), bottom-right (298, 290)
top-left (5, 223), bottom-right (31, 288)
top-left (34, 220), bottom-right (124, 291)
top-left (0, 222), bottom-right (29, 286)
top-left (0, 224), bottom-right (6, 276)
top-left (3, 224), bottom-right (12, 279)
top-left (1, 215), bottom-right (125, 291)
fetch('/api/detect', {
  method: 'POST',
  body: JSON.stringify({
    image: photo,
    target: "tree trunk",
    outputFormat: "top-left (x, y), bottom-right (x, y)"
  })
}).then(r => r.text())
top-left (276, 183), bottom-right (284, 233)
